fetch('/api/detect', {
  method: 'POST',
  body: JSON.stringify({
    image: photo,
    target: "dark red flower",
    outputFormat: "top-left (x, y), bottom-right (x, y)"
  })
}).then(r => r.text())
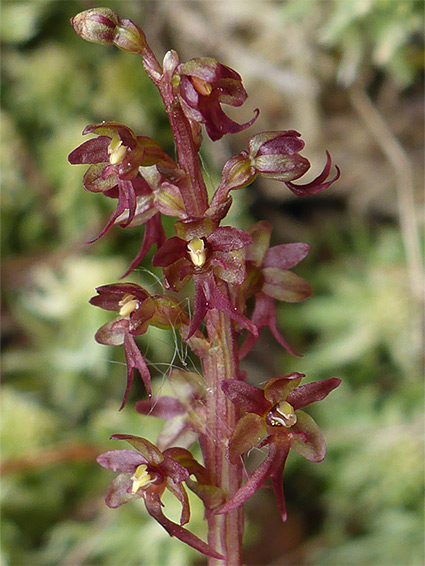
top-left (97, 435), bottom-right (224, 559)
top-left (249, 131), bottom-right (341, 196)
top-left (153, 218), bottom-right (257, 338)
top-left (90, 283), bottom-right (192, 408)
top-left (212, 131), bottom-right (340, 209)
top-left (68, 122), bottom-right (172, 252)
top-left (176, 57), bottom-right (258, 141)
top-left (217, 374), bottom-right (341, 521)
top-left (237, 221), bottom-right (312, 358)
top-left (69, 122), bottom-right (198, 274)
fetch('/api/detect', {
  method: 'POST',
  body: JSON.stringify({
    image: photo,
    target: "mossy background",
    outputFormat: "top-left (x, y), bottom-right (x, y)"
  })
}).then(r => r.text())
top-left (1, 1), bottom-right (424, 565)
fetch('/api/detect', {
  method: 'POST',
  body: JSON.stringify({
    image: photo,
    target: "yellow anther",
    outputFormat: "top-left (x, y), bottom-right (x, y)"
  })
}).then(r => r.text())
top-left (108, 134), bottom-right (127, 165)
top-left (268, 401), bottom-right (297, 428)
top-left (187, 237), bottom-right (207, 267)
top-left (130, 464), bottom-right (153, 493)
top-left (118, 294), bottom-right (140, 317)
top-left (190, 76), bottom-right (213, 96)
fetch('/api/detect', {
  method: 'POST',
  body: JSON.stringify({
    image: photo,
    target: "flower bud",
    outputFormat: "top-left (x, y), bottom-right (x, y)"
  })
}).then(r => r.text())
top-left (70, 8), bottom-right (118, 45)
top-left (71, 8), bottom-right (147, 53)
top-left (163, 50), bottom-right (179, 82)
top-left (113, 18), bottom-right (147, 53)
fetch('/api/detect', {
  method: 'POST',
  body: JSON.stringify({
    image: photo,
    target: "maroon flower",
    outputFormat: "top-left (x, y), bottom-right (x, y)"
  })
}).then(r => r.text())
top-left (212, 130), bottom-right (340, 208)
top-left (90, 283), bottom-right (191, 408)
top-left (237, 221), bottom-right (313, 358)
top-left (68, 122), bottom-right (169, 246)
top-left (153, 218), bottom-right (258, 338)
top-left (175, 57), bottom-right (259, 141)
top-left (248, 131), bottom-right (341, 196)
top-left (97, 435), bottom-right (224, 559)
top-left (217, 374), bottom-right (341, 521)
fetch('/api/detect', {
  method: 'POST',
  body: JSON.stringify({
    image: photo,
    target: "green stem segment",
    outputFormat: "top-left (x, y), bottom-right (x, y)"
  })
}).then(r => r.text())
top-left (203, 309), bottom-right (244, 566)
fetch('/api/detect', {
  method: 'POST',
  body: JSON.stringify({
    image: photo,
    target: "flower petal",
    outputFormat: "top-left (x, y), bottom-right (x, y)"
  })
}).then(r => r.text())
top-left (245, 221), bottom-right (272, 265)
top-left (285, 151), bottom-right (340, 196)
top-left (216, 442), bottom-right (288, 517)
top-left (263, 267), bottom-right (313, 302)
top-left (263, 243), bottom-right (310, 270)
top-left (222, 379), bottom-right (270, 415)
top-left (83, 163), bottom-right (118, 193)
top-left (95, 319), bottom-right (127, 346)
top-left (239, 293), bottom-right (300, 358)
top-left (185, 276), bottom-right (209, 339)
top-left (121, 214), bottom-right (166, 278)
top-left (160, 455), bottom-right (190, 485)
top-left (167, 477), bottom-right (191, 526)
top-left (68, 136), bottom-right (110, 164)
top-left (254, 153), bottom-right (310, 182)
top-left (97, 449), bottom-right (145, 472)
top-left (111, 434), bottom-right (164, 466)
top-left (263, 373), bottom-right (304, 405)
top-left (135, 396), bottom-right (186, 419)
top-left (203, 275), bottom-right (258, 336)
top-left (290, 410), bottom-right (326, 462)
top-left (122, 333), bottom-right (152, 409)
top-left (83, 122), bottom-right (137, 148)
top-left (287, 377), bottom-right (341, 410)
top-left (153, 181), bottom-right (187, 218)
top-left (203, 103), bottom-right (259, 142)
top-left (212, 249), bottom-right (246, 285)
top-left (228, 414), bottom-right (267, 463)
top-left (270, 444), bottom-right (290, 522)
top-left (248, 130), bottom-right (304, 158)
top-left (105, 473), bottom-right (137, 508)
top-left (206, 226), bottom-right (252, 252)
top-left (90, 282), bottom-right (150, 311)
top-left (152, 237), bottom-right (187, 267)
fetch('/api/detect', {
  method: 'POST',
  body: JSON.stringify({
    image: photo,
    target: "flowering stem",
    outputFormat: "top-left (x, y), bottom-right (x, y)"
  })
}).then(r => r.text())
top-left (161, 90), bottom-right (209, 216)
top-left (138, 44), bottom-right (209, 217)
top-left (202, 307), bottom-right (244, 565)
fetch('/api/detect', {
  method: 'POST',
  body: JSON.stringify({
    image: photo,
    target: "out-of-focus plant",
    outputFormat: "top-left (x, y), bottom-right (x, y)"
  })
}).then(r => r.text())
top-left (270, 221), bottom-right (424, 566)
top-left (281, 0), bottom-right (424, 87)
top-left (286, 227), bottom-right (421, 378)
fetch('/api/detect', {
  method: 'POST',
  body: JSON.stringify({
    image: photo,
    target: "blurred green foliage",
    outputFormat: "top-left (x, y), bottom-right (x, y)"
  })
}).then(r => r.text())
top-left (281, 0), bottom-right (424, 86)
top-left (1, 1), bottom-right (423, 565)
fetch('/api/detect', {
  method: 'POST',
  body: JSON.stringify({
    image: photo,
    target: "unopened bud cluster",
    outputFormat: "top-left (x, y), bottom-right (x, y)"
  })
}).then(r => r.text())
top-left (70, 8), bottom-right (147, 53)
